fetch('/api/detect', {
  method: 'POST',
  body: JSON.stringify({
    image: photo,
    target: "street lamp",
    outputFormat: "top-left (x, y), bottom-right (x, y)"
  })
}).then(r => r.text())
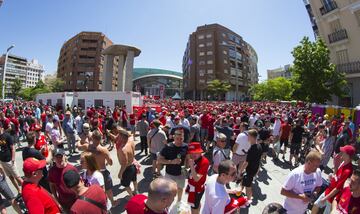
top-left (83, 73), bottom-right (90, 91)
top-left (2, 45), bottom-right (15, 101)
top-left (221, 43), bottom-right (240, 102)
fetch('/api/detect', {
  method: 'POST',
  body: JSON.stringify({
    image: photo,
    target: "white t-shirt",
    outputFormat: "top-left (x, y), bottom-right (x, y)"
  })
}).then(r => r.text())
top-left (234, 132), bottom-right (250, 155)
top-left (51, 128), bottom-right (61, 144)
top-left (181, 119), bottom-right (190, 128)
top-left (249, 115), bottom-right (258, 128)
top-left (45, 122), bottom-right (53, 134)
top-left (81, 170), bottom-right (104, 186)
top-left (212, 147), bottom-right (227, 168)
top-left (272, 119), bottom-right (281, 136)
top-left (283, 165), bottom-right (322, 214)
top-left (202, 174), bottom-right (230, 214)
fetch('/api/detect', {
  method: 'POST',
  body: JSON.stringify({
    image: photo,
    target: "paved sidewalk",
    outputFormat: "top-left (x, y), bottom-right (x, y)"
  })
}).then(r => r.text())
top-left (7, 137), bottom-right (332, 214)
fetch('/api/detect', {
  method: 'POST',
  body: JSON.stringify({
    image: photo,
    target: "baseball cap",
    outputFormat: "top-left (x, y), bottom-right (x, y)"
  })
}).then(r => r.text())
top-left (23, 158), bottom-right (46, 174)
top-left (187, 142), bottom-right (203, 154)
top-left (340, 145), bottom-right (356, 157)
top-left (63, 170), bottom-right (80, 188)
top-left (54, 148), bottom-right (65, 156)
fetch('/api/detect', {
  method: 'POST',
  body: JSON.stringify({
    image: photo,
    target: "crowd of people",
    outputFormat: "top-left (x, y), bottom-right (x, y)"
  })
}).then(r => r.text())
top-left (0, 100), bottom-right (359, 214)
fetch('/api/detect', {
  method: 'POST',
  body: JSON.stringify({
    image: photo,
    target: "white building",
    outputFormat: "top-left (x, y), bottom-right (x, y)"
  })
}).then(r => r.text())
top-left (0, 54), bottom-right (44, 98)
top-left (267, 64), bottom-right (292, 80)
top-left (26, 59), bottom-right (44, 87)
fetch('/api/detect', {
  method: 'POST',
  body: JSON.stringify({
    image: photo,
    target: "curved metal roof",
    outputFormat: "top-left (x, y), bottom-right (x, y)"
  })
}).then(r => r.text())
top-left (133, 68), bottom-right (182, 80)
top-left (133, 74), bottom-right (183, 81)
top-left (102, 45), bottom-right (141, 56)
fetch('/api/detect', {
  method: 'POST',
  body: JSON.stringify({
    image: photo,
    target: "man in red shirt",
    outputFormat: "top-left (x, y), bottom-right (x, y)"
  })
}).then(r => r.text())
top-left (49, 148), bottom-right (78, 212)
top-left (63, 170), bottom-right (107, 214)
top-left (332, 169), bottom-right (360, 214)
top-left (312, 145), bottom-right (355, 213)
top-left (22, 158), bottom-right (61, 214)
top-left (278, 118), bottom-right (292, 160)
top-left (186, 142), bottom-right (209, 214)
top-left (125, 177), bottom-right (177, 214)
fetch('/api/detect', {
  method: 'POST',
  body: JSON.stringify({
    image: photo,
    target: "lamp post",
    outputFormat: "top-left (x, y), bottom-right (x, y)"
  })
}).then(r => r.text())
top-left (2, 45), bottom-right (15, 102)
top-left (221, 43), bottom-right (239, 102)
top-left (83, 73), bottom-right (90, 92)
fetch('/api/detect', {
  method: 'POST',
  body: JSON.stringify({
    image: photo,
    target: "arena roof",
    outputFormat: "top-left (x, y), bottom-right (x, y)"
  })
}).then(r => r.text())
top-left (133, 68), bottom-right (182, 80)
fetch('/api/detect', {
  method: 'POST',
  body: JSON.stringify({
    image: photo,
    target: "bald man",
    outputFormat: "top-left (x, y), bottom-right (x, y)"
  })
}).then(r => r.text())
top-left (125, 177), bottom-right (177, 213)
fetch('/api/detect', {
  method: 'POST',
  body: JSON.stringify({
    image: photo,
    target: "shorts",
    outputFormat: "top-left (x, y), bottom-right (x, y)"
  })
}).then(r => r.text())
top-left (290, 143), bottom-right (301, 155)
top-left (314, 192), bottom-right (331, 213)
top-left (150, 153), bottom-right (158, 161)
top-left (260, 142), bottom-right (269, 154)
top-left (0, 176), bottom-right (15, 208)
top-left (100, 169), bottom-right (113, 191)
top-left (280, 139), bottom-right (288, 148)
top-left (130, 125), bottom-right (135, 132)
top-left (188, 190), bottom-right (204, 209)
top-left (165, 173), bottom-right (186, 189)
top-left (121, 164), bottom-right (137, 187)
top-left (232, 153), bottom-right (247, 166)
top-left (0, 161), bottom-right (20, 178)
top-left (242, 172), bottom-right (255, 187)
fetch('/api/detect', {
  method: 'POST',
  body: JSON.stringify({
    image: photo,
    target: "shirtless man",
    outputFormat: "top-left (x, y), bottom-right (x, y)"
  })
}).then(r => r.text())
top-left (76, 123), bottom-right (92, 147)
top-left (116, 129), bottom-right (138, 196)
top-left (77, 129), bottom-right (118, 207)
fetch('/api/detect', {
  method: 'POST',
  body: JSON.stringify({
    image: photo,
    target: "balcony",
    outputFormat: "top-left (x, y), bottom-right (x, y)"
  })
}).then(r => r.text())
top-left (336, 61), bottom-right (360, 74)
top-left (328, 29), bottom-right (348, 44)
top-left (320, 1), bottom-right (338, 16)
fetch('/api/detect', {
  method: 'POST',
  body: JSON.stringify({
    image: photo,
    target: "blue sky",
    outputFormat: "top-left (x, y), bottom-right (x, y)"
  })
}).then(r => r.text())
top-left (0, 0), bottom-right (314, 81)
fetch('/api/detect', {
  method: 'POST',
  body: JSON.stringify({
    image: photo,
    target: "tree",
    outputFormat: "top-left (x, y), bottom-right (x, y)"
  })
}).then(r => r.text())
top-left (291, 37), bottom-right (346, 103)
top-left (207, 79), bottom-right (231, 100)
top-left (19, 79), bottom-right (51, 101)
top-left (50, 78), bottom-right (65, 92)
top-left (11, 78), bottom-right (23, 99)
top-left (249, 77), bottom-right (293, 101)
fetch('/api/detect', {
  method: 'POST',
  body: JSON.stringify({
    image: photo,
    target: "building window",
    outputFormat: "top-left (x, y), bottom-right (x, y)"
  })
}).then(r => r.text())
top-left (199, 79), bottom-right (205, 84)
top-left (199, 61), bottom-right (205, 65)
top-left (206, 34), bottom-right (212, 38)
top-left (222, 33), bottom-right (226, 38)
top-left (329, 19), bottom-right (341, 33)
top-left (206, 42), bottom-right (212, 47)
top-left (336, 49), bottom-right (349, 64)
top-left (207, 69), bottom-right (213, 74)
top-left (206, 51), bottom-right (213, 55)
top-left (223, 50), bottom-right (227, 55)
top-left (224, 60), bottom-right (228, 64)
top-left (198, 35), bottom-right (204, 39)
top-left (199, 52), bottom-right (205, 56)
top-left (207, 60), bottom-right (213, 64)
top-left (199, 69), bottom-right (205, 76)
top-left (355, 10), bottom-right (360, 26)
top-left (198, 44), bottom-right (205, 48)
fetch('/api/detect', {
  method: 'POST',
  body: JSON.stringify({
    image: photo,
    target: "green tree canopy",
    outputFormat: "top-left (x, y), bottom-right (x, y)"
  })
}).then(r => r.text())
top-left (19, 79), bottom-right (51, 101)
top-left (250, 77), bottom-right (293, 101)
top-left (50, 78), bottom-right (65, 92)
top-left (11, 78), bottom-right (23, 99)
top-left (291, 37), bottom-right (346, 103)
top-left (207, 79), bottom-right (231, 101)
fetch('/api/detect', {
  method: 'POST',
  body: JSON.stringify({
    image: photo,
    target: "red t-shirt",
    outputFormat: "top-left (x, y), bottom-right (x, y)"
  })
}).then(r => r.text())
top-left (22, 182), bottom-right (61, 214)
top-left (280, 123), bottom-right (291, 140)
top-left (200, 114), bottom-right (210, 129)
top-left (112, 110), bottom-right (119, 121)
top-left (10, 117), bottom-right (20, 132)
top-left (188, 156), bottom-right (210, 192)
top-left (325, 162), bottom-right (353, 202)
top-left (70, 185), bottom-right (107, 214)
top-left (336, 186), bottom-right (360, 214)
top-left (129, 114), bottom-right (136, 125)
top-left (0, 118), bottom-right (11, 130)
top-left (35, 135), bottom-right (49, 157)
top-left (125, 194), bottom-right (167, 214)
top-left (41, 112), bottom-right (47, 123)
top-left (207, 117), bottom-right (215, 137)
top-left (48, 164), bottom-right (78, 210)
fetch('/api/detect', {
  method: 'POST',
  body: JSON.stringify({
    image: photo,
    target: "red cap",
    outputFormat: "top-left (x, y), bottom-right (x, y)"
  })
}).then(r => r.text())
top-left (23, 158), bottom-right (46, 174)
top-left (224, 197), bottom-right (248, 214)
top-left (340, 145), bottom-right (356, 156)
top-left (187, 142), bottom-right (203, 154)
